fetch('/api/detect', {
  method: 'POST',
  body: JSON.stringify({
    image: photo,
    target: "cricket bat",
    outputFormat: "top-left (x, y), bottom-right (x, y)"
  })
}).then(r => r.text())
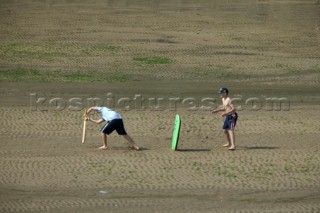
top-left (81, 109), bottom-right (87, 143)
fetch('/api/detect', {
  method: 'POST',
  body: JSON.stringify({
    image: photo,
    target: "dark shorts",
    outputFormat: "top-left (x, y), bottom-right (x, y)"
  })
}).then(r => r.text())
top-left (223, 113), bottom-right (238, 131)
top-left (100, 119), bottom-right (127, 135)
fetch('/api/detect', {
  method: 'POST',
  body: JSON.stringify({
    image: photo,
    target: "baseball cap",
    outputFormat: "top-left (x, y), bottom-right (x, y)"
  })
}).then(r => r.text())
top-left (218, 87), bottom-right (229, 94)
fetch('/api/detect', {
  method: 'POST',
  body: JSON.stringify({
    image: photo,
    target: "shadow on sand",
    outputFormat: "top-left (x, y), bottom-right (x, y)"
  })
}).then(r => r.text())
top-left (242, 146), bottom-right (280, 150)
top-left (177, 149), bottom-right (211, 152)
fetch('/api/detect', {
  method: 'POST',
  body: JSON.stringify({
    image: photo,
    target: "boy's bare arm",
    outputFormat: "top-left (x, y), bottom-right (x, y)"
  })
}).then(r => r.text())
top-left (86, 107), bottom-right (99, 114)
top-left (85, 107), bottom-right (103, 124)
top-left (87, 117), bottom-right (104, 124)
top-left (211, 105), bottom-right (225, 113)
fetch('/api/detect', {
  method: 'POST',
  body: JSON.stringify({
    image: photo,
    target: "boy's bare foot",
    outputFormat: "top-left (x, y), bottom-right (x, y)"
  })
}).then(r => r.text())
top-left (129, 145), bottom-right (140, 151)
top-left (98, 145), bottom-right (108, 150)
top-left (228, 147), bottom-right (235, 151)
top-left (223, 144), bottom-right (230, 147)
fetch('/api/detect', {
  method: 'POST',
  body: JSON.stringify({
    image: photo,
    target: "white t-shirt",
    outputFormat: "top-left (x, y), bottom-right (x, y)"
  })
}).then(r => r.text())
top-left (97, 107), bottom-right (122, 121)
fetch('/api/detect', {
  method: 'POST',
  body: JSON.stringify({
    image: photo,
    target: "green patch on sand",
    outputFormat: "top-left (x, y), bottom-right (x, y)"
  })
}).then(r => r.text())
top-left (0, 43), bottom-right (67, 59)
top-left (312, 64), bottom-right (320, 72)
top-left (0, 69), bottom-right (42, 81)
top-left (0, 68), bottom-right (130, 82)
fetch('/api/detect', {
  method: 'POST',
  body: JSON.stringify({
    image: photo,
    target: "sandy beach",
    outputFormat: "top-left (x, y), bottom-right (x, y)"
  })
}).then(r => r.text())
top-left (0, 0), bottom-right (320, 212)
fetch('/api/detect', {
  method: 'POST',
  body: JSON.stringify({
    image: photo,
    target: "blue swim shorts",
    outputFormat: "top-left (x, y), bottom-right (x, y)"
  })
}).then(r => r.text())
top-left (223, 113), bottom-right (238, 131)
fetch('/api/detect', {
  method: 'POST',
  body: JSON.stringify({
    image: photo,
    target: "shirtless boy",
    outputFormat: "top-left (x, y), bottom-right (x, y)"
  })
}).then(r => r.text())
top-left (86, 106), bottom-right (139, 151)
top-left (212, 87), bottom-right (238, 150)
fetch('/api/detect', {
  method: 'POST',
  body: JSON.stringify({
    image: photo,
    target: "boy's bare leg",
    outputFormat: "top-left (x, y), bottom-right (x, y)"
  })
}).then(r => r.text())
top-left (223, 130), bottom-right (231, 147)
top-left (227, 130), bottom-right (235, 150)
top-left (99, 133), bottom-right (108, 150)
top-left (123, 135), bottom-right (139, 150)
